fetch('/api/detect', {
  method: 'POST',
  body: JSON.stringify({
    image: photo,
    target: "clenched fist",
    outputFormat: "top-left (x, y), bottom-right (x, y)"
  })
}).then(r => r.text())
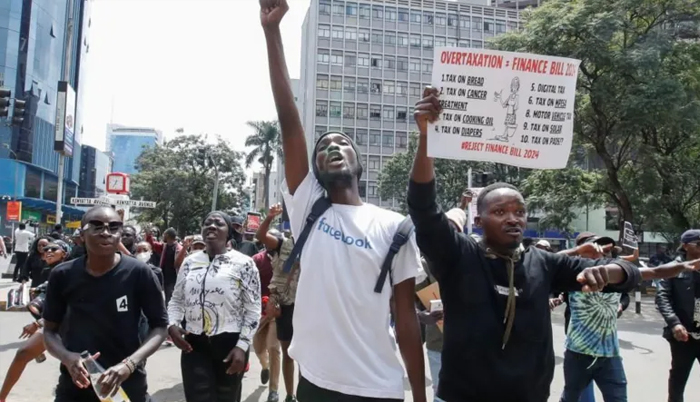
top-left (260, 0), bottom-right (289, 28)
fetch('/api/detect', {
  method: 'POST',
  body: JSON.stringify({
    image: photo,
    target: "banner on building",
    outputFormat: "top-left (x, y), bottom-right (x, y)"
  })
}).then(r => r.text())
top-left (6, 201), bottom-right (21, 222)
top-left (54, 81), bottom-right (77, 157)
top-left (428, 48), bottom-right (581, 169)
top-left (21, 210), bottom-right (41, 223)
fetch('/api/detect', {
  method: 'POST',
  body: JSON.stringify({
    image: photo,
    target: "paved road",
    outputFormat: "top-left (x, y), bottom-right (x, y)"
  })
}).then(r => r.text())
top-left (0, 299), bottom-right (697, 401)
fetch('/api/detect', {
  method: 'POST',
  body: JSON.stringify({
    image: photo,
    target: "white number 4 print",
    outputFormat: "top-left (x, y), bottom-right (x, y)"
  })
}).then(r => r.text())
top-left (116, 295), bottom-right (129, 312)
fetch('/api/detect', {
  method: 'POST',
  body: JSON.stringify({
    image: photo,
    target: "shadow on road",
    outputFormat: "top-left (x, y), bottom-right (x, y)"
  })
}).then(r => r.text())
top-left (618, 338), bottom-right (654, 355)
top-left (0, 340), bottom-right (24, 353)
top-left (150, 382), bottom-right (184, 402)
top-left (242, 385), bottom-right (266, 402)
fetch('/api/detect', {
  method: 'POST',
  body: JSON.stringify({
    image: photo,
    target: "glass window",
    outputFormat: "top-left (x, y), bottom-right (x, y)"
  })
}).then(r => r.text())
top-left (345, 52), bottom-right (356, 67)
top-left (370, 54), bottom-right (382, 68)
top-left (357, 103), bottom-right (368, 118)
top-left (423, 12), bottom-right (433, 25)
top-left (472, 40), bottom-right (483, 48)
top-left (397, 33), bottom-right (408, 47)
top-left (369, 130), bottom-right (381, 144)
top-left (332, 2), bottom-right (344, 16)
top-left (43, 175), bottom-right (58, 202)
top-left (343, 128), bottom-right (355, 141)
top-left (384, 56), bottom-right (395, 70)
top-left (359, 4), bottom-right (370, 19)
top-left (319, 1), bottom-right (331, 15)
top-left (317, 74), bottom-right (329, 89)
top-left (346, 2), bottom-right (357, 16)
top-left (484, 21), bottom-right (494, 33)
top-left (447, 38), bottom-right (457, 47)
top-left (344, 77), bottom-right (356, 92)
top-left (383, 106), bottom-right (395, 121)
top-left (370, 105), bottom-right (381, 120)
top-left (330, 76), bottom-right (342, 91)
top-left (459, 39), bottom-right (470, 48)
top-left (368, 157), bottom-right (380, 170)
top-left (370, 80), bottom-right (382, 94)
top-left (331, 51), bottom-right (343, 65)
top-left (448, 14), bottom-right (458, 27)
top-left (368, 183), bottom-right (378, 197)
top-left (398, 9), bottom-right (409, 22)
top-left (460, 17), bottom-right (471, 30)
top-left (372, 6), bottom-right (383, 19)
top-left (473, 17), bottom-right (482, 31)
top-left (382, 131), bottom-right (394, 146)
top-left (329, 102), bottom-right (342, 117)
top-left (315, 126), bottom-right (326, 141)
top-left (410, 83), bottom-right (421, 96)
top-left (359, 29), bottom-right (370, 42)
top-left (397, 57), bottom-right (408, 71)
top-left (409, 58), bottom-right (421, 72)
top-left (396, 82), bottom-right (408, 95)
top-left (317, 50), bottom-right (330, 64)
top-left (345, 27), bottom-right (357, 40)
top-left (24, 169), bottom-right (41, 198)
top-left (343, 104), bottom-right (355, 118)
top-left (507, 21), bottom-right (517, 32)
top-left (332, 26), bottom-right (344, 39)
top-left (372, 31), bottom-right (383, 44)
top-left (386, 8), bottom-right (397, 21)
top-left (435, 37), bottom-right (446, 47)
top-left (435, 14), bottom-right (446, 26)
top-left (397, 132), bottom-right (408, 148)
top-left (496, 22), bottom-right (506, 34)
top-left (385, 33), bottom-right (396, 46)
top-left (356, 129), bottom-right (368, 144)
top-left (423, 60), bottom-right (433, 73)
top-left (410, 11), bottom-right (421, 24)
top-left (357, 79), bottom-right (369, 93)
top-left (410, 34), bottom-right (421, 48)
top-left (396, 106), bottom-right (408, 120)
top-left (383, 81), bottom-right (395, 94)
top-left (318, 24), bottom-right (331, 38)
top-left (316, 101), bottom-right (328, 117)
top-left (423, 36), bottom-right (433, 49)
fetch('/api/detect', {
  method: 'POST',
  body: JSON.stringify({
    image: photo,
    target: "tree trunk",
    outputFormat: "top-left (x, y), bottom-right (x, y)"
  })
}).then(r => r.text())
top-left (264, 162), bottom-right (271, 210)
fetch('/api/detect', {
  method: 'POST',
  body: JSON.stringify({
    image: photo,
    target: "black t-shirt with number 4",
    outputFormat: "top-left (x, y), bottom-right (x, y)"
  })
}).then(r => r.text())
top-left (43, 254), bottom-right (168, 398)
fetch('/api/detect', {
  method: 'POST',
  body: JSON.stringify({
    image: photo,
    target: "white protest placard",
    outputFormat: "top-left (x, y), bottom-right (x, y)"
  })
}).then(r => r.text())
top-left (428, 48), bottom-right (581, 169)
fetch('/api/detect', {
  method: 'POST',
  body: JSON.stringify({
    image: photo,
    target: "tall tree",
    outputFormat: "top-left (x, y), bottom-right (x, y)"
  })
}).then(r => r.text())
top-left (245, 120), bottom-right (282, 209)
top-left (130, 135), bottom-right (248, 236)
top-left (493, 0), bottom-right (700, 238)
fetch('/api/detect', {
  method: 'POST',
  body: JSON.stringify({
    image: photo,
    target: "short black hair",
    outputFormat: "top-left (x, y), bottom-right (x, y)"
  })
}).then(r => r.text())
top-left (81, 206), bottom-right (118, 226)
top-left (123, 225), bottom-right (137, 234)
top-left (54, 224), bottom-right (62, 231)
top-left (476, 182), bottom-right (520, 215)
top-left (164, 228), bottom-right (177, 239)
top-left (18, 223), bottom-right (26, 230)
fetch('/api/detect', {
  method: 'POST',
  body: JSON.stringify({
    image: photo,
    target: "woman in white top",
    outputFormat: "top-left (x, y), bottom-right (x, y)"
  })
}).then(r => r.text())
top-left (167, 211), bottom-right (261, 402)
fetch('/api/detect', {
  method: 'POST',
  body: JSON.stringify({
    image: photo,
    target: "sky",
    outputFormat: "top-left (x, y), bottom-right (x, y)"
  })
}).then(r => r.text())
top-left (81, 0), bottom-right (311, 161)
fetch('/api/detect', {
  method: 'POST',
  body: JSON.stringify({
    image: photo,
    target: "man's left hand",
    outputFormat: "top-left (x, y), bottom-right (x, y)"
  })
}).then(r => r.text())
top-left (576, 266), bottom-right (610, 292)
top-left (224, 347), bottom-right (246, 375)
top-left (97, 362), bottom-right (131, 398)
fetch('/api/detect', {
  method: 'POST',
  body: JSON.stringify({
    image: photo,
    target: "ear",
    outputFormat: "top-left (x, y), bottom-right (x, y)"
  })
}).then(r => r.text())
top-left (474, 216), bottom-right (482, 228)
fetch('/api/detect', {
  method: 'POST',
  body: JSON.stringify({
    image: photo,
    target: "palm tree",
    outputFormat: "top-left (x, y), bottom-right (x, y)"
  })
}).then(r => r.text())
top-left (245, 120), bottom-right (282, 209)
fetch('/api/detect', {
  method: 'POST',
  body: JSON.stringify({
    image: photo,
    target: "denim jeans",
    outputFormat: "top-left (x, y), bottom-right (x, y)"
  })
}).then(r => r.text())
top-left (560, 350), bottom-right (626, 402)
top-left (426, 349), bottom-right (445, 402)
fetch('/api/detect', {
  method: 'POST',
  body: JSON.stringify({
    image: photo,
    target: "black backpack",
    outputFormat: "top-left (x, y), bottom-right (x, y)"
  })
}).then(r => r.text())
top-left (282, 197), bottom-right (414, 293)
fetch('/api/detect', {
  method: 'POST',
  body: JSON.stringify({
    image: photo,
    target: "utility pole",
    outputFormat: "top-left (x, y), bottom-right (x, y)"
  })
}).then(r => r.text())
top-left (56, 0), bottom-right (75, 223)
top-left (467, 167), bottom-right (473, 234)
top-left (210, 154), bottom-right (219, 212)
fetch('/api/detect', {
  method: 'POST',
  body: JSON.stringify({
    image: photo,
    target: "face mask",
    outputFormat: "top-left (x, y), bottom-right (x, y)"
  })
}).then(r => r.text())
top-left (135, 252), bottom-right (151, 263)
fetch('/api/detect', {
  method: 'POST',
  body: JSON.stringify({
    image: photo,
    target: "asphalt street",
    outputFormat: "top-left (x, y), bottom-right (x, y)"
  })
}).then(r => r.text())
top-left (0, 296), bottom-right (697, 402)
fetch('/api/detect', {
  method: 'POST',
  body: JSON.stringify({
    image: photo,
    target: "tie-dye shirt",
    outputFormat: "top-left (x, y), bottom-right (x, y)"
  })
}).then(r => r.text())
top-left (565, 291), bottom-right (621, 357)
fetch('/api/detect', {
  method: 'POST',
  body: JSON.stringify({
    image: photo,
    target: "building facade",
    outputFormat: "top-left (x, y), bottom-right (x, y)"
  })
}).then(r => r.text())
top-left (0, 0), bottom-right (92, 235)
top-left (78, 144), bottom-right (112, 199)
top-left (299, 0), bottom-right (520, 207)
top-left (107, 124), bottom-right (163, 175)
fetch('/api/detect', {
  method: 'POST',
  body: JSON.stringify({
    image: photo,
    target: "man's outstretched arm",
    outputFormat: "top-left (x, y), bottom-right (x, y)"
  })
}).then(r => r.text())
top-left (261, 0), bottom-right (308, 194)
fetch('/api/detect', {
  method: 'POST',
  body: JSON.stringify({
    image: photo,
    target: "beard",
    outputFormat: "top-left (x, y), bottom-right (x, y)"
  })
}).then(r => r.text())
top-left (318, 164), bottom-right (360, 190)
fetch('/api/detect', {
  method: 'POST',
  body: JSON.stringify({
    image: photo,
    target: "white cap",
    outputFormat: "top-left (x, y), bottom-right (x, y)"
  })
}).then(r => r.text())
top-left (536, 239), bottom-right (551, 249)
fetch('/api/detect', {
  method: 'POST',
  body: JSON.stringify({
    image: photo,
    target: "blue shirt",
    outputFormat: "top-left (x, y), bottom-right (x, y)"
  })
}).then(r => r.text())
top-left (565, 291), bottom-right (621, 357)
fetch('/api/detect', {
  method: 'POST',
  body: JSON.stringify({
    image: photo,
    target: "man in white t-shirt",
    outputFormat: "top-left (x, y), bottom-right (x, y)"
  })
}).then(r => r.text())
top-left (261, 1), bottom-right (426, 401)
top-left (13, 222), bottom-right (35, 282)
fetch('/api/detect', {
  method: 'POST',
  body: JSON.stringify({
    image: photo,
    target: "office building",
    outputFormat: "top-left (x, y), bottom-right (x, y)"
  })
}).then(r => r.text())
top-left (0, 0), bottom-right (93, 234)
top-left (299, 0), bottom-right (520, 207)
top-left (107, 124), bottom-right (163, 175)
top-left (78, 145), bottom-right (112, 198)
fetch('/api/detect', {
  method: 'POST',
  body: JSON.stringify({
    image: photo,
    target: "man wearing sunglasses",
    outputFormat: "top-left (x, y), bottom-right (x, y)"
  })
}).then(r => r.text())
top-left (42, 206), bottom-right (168, 402)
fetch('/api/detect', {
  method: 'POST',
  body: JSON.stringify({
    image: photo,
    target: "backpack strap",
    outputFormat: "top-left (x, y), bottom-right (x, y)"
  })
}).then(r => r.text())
top-left (374, 217), bottom-right (415, 294)
top-left (282, 197), bottom-right (332, 274)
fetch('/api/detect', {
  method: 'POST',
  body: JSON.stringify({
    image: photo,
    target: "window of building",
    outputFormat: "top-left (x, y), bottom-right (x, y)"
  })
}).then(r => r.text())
top-left (410, 83), bottom-right (421, 96)
top-left (332, 2), bottom-right (345, 16)
top-left (368, 157), bottom-right (380, 171)
top-left (359, 28), bottom-right (370, 42)
top-left (343, 128), bottom-right (355, 140)
top-left (398, 9), bottom-right (409, 22)
top-left (357, 103), bottom-right (368, 118)
top-left (43, 175), bottom-right (58, 202)
top-left (329, 102), bottom-right (342, 117)
top-left (345, 52), bottom-right (356, 67)
top-left (473, 17), bottom-right (482, 31)
top-left (397, 33), bottom-right (408, 47)
top-left (368, 183), bottom-right (378, 197)
top-left (356, 129), bottom-right (368, 144)
top-left (332, 26), bottom-right (344, 39)
top-left (358, 53), bottom-right (370, 67)
top-left (317, 74), bottom-right (329, 89)
top-left (385, 33), bottom-right (396, 46)
top-left (423, 12), bottom-right (433, 25)
top-left (447, 38), bottom-right (457, 47)
top-left (316, 101), bottom-right (328, 117)
top-left (397, 57), bottom-right (408, 72)
top-left (386, 8), bottom-right (397, 21)
top-left (396, 106), bottom-right (408, 120)
top-left (460, 17), bottom-right (471, 30)
top-left (318, 50), bottom-right (330, 64)
top-left (410, 11), bottom-right (422, 24)
top-left (396, 132), bottom-right (408, 148)
top-left (382, 131), bottom-right (394, 146)
top-left (24, 168), bottom-right (41, 198)
top-left (448, 14), bottom-right (458, 27)
top-left (344, 77), bottom-right (356, 92)
top-left (472, 40), bottom-right (483, 48)
top-left (331, 51), bottom-right (343, 65)
top-left (372, 6), bottom-right (383, 19)
top-left (435, 13), bottom-right (446, 26)
top-left (343, 104), bottom-right (355, 118)
top-left (370, 80), bottom-right (382, 94)
top-left (435, 37), bottom-right (446, 47)
top-left (496, 22), bottom-right (506, 34)
top-left (330, 76), bottom-right (342, 91)
top-left (315, 126), bottom-right (327, 141)
top-left (423, 36), bottom-right (433, 49)
top-left (409, 58), bottom-right (421, 72)
top-left (346, 2), bottom-right (357, 16)
top-left (357, 78), bottom-right (369, 93)
top-left (382, 106), bottom-right (395, 120)
top-left (372, 31), bottom-right (383, 44)
top-left (410, 34), bottom-right (421, 48)
top-left (384, 56), bottom-right (395, 70)
top-left (345, 27), bottom-right (357, 40)
top-left (396, 82), bottom-right (408, 96)
top-left (484, 21), bottom-right (494, 33)
top-left (423, 60), bottom-right (432, 73)
top-left (383, 80), bottom-right (395, 94)
top-left (370, 54), bottom-right (382, 68)
top-left (318, 24), bottom-right (331, 38)
top-left (370, 105), bottom-right (381, 120)
top-left (369, 130), bottom-right (381, 145)
top-left (319, 1), bottom-right (331, 15)
top-left (508, 21), bottom-right (517, 32)
top-left (359, 4), bottom-right (370, 19)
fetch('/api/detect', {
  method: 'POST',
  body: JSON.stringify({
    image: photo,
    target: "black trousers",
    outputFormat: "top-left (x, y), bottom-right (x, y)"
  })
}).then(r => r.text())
top-left (13, 251), bottom-right (27, 281)
top-left (667, 337), bottom-right (700, 402)
top-left (181, 332), bottom-right (248, 402)
top-left (297, 376), bottom-right (403, 402)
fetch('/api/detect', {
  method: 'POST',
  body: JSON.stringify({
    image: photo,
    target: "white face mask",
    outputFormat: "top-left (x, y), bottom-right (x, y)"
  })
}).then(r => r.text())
top-left (135, 252), bottom-right (152, 263)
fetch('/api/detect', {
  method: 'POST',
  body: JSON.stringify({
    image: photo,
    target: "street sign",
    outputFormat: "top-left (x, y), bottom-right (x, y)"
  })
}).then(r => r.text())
top-left (70, 197), bottom-right (156, 208)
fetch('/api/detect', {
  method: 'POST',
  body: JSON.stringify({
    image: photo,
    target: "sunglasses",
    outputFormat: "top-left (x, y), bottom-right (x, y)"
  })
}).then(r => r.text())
top-left (43, 246), bottom-right (62, 253)
top-left (136, 248), bottom-right (150, 254)
top-left (84, 220), bottom-right (124, 234)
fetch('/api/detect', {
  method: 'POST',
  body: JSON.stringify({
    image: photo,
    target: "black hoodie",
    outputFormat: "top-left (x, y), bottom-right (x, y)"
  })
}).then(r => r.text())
top-left (407, 179), bottom-right (640, 402)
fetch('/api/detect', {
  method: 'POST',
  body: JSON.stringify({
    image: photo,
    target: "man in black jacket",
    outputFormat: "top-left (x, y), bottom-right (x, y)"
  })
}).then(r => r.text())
top-left (656, 229), bottom-right (700, 402)
top-left (408, 87), bottom-right (643, 402)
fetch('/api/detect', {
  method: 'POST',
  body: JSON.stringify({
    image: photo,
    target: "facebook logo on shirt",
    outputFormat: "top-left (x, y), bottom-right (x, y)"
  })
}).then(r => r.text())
top-left (317, 217), bottom-right (372, 249)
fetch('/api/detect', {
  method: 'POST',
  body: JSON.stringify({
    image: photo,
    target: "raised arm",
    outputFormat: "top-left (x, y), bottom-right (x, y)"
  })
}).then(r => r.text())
top-left (261, 0), bottom-right (308, 194)
top-left (255, 203), bottom-right (284, 251)
top-left (640, 258), bottom-right (700, 280)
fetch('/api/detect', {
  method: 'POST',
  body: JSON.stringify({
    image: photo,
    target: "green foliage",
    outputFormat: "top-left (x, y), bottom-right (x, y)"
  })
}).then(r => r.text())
top-left (492, 0), bottom-right (700, 236)
top-left (245, 120), bottom-right (282, 209)
top-left (131, 134), bottom-right (248, 236)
